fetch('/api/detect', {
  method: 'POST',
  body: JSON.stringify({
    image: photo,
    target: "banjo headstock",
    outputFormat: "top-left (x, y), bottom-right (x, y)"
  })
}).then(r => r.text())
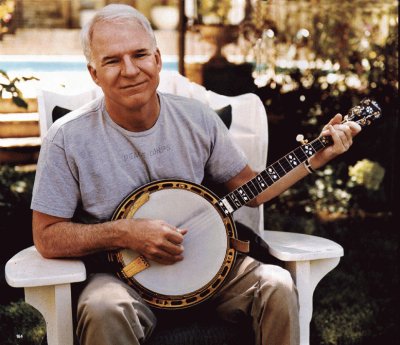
top-left (344, 98), bottom-right (382, 127)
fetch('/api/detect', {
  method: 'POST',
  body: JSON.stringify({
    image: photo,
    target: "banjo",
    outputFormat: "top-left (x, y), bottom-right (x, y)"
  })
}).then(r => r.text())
top-left (105, 98), bottom-right (381, 310)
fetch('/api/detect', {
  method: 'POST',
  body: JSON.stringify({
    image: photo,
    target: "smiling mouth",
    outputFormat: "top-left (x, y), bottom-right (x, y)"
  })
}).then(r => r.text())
top-left (120, 81), bottom-right (147, 90)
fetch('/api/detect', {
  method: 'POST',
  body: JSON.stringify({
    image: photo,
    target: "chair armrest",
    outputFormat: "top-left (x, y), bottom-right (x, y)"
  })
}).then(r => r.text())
top-left (5, 246), bottom-right (86, 288)
top-left (263, 230), bottom-right (343, 345)
top-left (263, 230), bottom-right (344, 261)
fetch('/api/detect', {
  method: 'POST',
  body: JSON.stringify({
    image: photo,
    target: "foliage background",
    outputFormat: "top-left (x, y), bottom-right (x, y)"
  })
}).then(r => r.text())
top-left (250, 1), bottom-right (399, 344)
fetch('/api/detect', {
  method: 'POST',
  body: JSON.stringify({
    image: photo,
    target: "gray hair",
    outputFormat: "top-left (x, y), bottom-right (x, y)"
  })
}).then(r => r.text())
top-left (80, 4), bottom-right (157, 64)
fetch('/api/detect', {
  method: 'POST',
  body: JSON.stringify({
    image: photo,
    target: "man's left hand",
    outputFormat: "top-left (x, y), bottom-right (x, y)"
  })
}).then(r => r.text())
top-left (310, 114), bottom-right (362, 169)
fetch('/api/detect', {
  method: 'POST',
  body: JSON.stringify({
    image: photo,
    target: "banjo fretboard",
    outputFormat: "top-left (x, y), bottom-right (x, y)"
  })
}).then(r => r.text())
top-left (217, 136), bottom-right (332, 215)
top-left (217, 97), bottom-right (381, 216)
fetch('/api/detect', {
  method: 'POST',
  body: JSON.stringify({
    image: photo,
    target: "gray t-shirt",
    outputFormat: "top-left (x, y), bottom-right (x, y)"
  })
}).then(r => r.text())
top-left (31, 92), bottom-right (247, 223)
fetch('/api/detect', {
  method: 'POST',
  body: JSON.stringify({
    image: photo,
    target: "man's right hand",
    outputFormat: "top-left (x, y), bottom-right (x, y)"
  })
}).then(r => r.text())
top-left (32, 211), bottom-right (186, 265)
top-left (120, 218), bottom-right (187, 265)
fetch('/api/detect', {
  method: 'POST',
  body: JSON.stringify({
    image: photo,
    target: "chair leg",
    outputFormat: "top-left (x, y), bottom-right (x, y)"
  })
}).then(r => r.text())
top-left (285, 257), bottom-right (341, 345)
top-left (25, 284), bottom-right (74, 345)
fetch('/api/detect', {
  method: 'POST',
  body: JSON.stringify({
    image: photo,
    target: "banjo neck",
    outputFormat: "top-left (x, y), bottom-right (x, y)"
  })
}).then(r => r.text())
top-left (217, 135), bottom-right (332, 215)
top-left (217, 97), bottom-right (382, 216)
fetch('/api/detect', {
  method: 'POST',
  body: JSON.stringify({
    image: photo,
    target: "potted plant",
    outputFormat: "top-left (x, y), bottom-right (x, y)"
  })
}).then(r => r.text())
top-left (0, 70), bottom-right (38, 113)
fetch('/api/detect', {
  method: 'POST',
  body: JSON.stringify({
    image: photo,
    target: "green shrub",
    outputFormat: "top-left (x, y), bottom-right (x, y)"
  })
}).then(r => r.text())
top-left (0, 300), bottom-right (45, 345)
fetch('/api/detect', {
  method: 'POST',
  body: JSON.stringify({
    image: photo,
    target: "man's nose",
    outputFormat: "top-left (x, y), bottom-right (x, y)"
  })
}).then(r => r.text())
top-left (121, 57), bottom-right (140, 76)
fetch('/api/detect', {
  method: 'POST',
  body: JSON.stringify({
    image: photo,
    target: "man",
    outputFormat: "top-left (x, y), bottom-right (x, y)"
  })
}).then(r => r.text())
top-left (31, 4), bottom-right (361, 345)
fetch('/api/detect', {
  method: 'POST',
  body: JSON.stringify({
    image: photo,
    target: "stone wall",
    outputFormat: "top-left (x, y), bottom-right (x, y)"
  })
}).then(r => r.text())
top-left (16, 0), bottom-right (136, 29)
top-left (19, 0), bottom-right (72, 28)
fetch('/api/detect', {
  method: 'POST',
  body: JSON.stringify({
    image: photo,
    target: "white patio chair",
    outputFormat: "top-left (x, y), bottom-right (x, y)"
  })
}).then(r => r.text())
top-left (6, 71), bottom-right (343, 345)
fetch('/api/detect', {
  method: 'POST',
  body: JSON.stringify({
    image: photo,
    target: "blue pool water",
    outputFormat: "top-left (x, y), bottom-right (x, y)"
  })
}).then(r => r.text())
top-left (0, 56), bottom-right (179, 97)
top-left (0, 60), bottom-right (88, 72)
top-left (0, 58), bottom-right (178, 73)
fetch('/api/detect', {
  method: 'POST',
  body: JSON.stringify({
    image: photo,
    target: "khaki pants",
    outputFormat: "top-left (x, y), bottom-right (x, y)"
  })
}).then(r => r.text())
top-left (76, 255), bottom-right (300, 345)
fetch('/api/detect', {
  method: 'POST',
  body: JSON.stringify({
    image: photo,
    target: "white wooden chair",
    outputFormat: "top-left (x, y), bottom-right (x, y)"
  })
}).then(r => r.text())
top-left (6, 71), bottom-right (343, 345)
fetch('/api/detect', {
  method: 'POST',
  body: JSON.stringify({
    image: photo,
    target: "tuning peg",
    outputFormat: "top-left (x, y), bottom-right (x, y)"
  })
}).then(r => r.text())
top-left (296, 134), bottom-right (308, 145)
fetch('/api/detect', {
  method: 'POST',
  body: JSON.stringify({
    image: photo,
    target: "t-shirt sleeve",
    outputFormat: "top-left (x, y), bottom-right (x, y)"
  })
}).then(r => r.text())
top-left (203, 107), bottom-right (248, 183)
top-left (31, 136), bottom-right (80, 218)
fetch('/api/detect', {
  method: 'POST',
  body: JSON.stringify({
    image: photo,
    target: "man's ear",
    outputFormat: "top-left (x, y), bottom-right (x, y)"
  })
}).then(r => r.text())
top-left (155, 48), bottom-right (162, 72)
top-left (87, 64), bottom-right (100, 85)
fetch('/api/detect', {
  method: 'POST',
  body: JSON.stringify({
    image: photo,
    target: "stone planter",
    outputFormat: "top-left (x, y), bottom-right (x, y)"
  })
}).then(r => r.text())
top-left (0, 98), bottom-right (38, 113)
top-left (0, 113), bottom-right (39, 138)
top-left (150, 6), bottom-right (179, 30)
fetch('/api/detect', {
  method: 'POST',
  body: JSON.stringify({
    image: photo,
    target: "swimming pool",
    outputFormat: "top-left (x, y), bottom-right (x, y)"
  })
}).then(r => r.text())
top-left (0, 55), bottom-right (179, 98)
top-left (0, 55), bottom-right (179, 73)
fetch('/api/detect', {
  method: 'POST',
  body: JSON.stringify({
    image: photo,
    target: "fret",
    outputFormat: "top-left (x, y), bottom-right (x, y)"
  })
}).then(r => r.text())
top-left (278, 157), bottom-right (292, 173)
top-left (236, 187), bottom-right (251, 203)
top-left (250, 178), bottom-right (263, 194)
top-left (228, 192), bottom-right (241, 208)
top-left (311, 139), bottom-right (324, 152)
top-left (285, 152), bottom-right (301, 168)
top-left (293, 146), bottom-right (307, 162)
top-left (313, 136), bottom-right (333, 149)
top-left (302, 143), bottom-right (316, 157)
top-left (243, 183), bottom-right (255, 199)
top-left (245, 180), bottom-right (258, 197)
top-left (276, 160), bottom-right (287, 174)
top-left (273, 162), bottom-right (285, 176)
top-left (322, 136), bottom-right (334, 146)
top-left (255, 174), bottom-right (269, 190)
top-left (260, 171), bottom-right (274, 186)
top-left (233, 189), bottom-right (247, 204)
top-left (265, 166), bottom-right (280, 182)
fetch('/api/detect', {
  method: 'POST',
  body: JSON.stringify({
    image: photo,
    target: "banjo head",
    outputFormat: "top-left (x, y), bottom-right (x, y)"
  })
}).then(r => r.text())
top-left (110, 180), bottom-right (237, 309)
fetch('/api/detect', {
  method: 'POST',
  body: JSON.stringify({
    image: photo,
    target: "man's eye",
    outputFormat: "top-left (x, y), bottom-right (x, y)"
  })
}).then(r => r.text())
top-left (135, 53), bottom-right (149, 59)
top-left (105, 59), bottom-right (118, 65)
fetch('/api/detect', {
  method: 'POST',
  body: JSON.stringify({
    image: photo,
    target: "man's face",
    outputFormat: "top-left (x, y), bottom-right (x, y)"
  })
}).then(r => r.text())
top-left (88, 20), bottom-right (162, 113)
